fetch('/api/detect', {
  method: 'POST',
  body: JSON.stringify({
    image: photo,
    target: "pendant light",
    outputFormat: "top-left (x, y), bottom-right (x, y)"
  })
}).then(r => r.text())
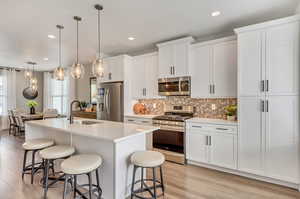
top-left (92, 4), bottom-right (104, 77)
top-left (24, 63), bottom-right (32, 80)
top-left (53, 25), bottom-right (65, 81)
top-left (70, 16), bottom-right (85, 79)
top-left (28, 62), bottom-right (38, 91)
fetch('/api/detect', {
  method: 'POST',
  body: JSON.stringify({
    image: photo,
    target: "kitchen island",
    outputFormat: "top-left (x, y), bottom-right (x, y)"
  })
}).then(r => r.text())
top-left (25, 118), bottom-right (158, 199)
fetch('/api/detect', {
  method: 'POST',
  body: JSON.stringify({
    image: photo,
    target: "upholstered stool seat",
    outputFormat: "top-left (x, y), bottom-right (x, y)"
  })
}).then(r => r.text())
top-left (40, 145), bottom-right (75, 160)
top-left (22, 138), bottom-right (54, 150)
top-left (21, 138), bottom-right (54, 184)
top-left (131, 151), bottom-right (165, 168)
top-left (61, 154), bottom-right (103, 175)
top-left (61, 154), bottom-right (103, 199)
top-left (131, 151), bottom-right (165, 199)
top-left (40, 145), bottom-right (75, 199)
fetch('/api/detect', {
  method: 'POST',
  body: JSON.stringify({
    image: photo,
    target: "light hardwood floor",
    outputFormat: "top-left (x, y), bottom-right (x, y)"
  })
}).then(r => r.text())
top-left (1, 132), bottom-right (300, 199)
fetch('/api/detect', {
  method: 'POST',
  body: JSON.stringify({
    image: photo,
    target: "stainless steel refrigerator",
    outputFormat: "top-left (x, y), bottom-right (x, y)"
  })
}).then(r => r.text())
top-left (97, 82), bottom-right (124, 122)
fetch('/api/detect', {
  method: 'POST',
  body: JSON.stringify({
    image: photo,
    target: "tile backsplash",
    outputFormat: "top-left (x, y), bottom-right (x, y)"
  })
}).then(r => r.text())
top-left (138, 97), bottom-right (237, 120)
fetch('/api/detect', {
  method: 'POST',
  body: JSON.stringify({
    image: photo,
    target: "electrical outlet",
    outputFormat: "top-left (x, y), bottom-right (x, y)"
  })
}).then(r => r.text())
top-left (211, 104), bottom-right (216, 110)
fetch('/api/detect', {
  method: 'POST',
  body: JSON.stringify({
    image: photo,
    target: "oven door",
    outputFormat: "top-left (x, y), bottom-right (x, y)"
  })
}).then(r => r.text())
top-left (153, 129), bottom-right (184, 153)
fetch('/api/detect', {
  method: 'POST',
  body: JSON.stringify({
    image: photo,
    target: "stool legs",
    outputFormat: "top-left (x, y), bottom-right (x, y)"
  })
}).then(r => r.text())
top-left (95, 169), bottom-right (101, 199)
top-left (87, 172), bottom-right (92, 199)
top-left (131, 165), bottom-right (165, 199)
top-left (31, 150), bottom-right (36, 184)
top-left (159, 166), bottom-right (164, 194)
top-left (43, 159), bottom-right (50, 199)
top-left (63, 174), bottom-right (69, 199)
top-left (22, 150), bottom-right (28, 180)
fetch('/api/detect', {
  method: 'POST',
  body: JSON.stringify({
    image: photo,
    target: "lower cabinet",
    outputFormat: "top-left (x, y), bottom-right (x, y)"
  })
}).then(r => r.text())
top-left (186, 122), bottom-right (237, 170)
top-left (124, 116), bottom-right (153, 150)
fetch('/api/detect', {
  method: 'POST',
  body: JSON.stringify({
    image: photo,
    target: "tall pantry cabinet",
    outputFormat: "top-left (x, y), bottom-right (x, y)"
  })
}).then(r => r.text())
top-left (235, 16), bottom-right (299, 184)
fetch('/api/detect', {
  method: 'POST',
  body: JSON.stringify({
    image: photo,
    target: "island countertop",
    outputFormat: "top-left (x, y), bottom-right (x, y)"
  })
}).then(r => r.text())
top-left (26, 118), bottom-right (159, 143)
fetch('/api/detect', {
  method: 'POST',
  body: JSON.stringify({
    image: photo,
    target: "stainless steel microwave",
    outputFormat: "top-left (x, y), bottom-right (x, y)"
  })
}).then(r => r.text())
top-left (158, 76), bottom-right (191, 96)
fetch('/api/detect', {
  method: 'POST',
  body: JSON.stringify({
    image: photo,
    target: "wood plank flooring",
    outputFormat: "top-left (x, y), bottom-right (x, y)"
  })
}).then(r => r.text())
top-left (1, 132), bottom-right (300, 199)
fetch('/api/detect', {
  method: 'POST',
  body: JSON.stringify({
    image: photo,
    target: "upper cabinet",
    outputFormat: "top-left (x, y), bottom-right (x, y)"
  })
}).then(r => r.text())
top-left (131, 53), bottom-right (159, 99)
top-left (157, 37), bottom-right (194, 78)
top-left (236, 18), bottom-right (299, 97)
top-left (190, 37), bottom-right (237, 98)
top-left (99, 55), bottom-right (131, 83)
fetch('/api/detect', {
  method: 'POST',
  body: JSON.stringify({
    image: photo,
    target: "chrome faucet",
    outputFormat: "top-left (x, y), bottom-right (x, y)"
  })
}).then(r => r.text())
top-left (69, 100), bottom-right (82, 124)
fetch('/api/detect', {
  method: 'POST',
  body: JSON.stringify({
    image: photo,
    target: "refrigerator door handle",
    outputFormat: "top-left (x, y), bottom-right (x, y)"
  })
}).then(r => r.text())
top-left (107, 89), bottom-right (111, 115)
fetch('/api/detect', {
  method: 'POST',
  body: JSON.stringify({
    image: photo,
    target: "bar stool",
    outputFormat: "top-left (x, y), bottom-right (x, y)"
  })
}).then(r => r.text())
top-left (130, 151), bottom-right (165, 199)
top-left (22, 138), bottom-right (54, 184)
top-left (39, 145), bottom-right (75, 199)
top-left (61, 154), bottom-right (103, 199)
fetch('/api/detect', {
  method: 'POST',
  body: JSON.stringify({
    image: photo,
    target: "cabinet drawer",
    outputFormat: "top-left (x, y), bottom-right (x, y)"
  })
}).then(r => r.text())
top-left (187, 122), bottom-right (237, 134)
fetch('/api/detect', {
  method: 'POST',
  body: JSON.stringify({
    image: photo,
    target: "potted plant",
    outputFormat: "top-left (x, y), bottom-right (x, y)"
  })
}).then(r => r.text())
top-left (80, 101), bottom-right (88, 111)
top-left (225, 105), bottom-right (237, 121)
top-left (26, 100), bottom-right (38, 115)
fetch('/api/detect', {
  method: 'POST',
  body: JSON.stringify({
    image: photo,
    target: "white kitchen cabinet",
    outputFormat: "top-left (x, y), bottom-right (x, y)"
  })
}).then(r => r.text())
top-left (213, 41), bottom-right (237, 97)
top-left (131, 53), bottom-right (159, 99)
top-left (210, 132), bottom-right (236, 169)
top-left (186, 121), bottom-right (237, 170)
top-left (238, 97), bottom-right (264, 175)
top-left (190, 37), bottom-right (237, 98)
top-left (235, 15), bottom-right (300, 184)
top-left (265, 23), bottom-right (299, 96)
top-left (99, 55), bottom-right (128, 83)
top-left (157, 37), bottom-right (194, 78)
top-left (237, 31), bottom-right (263, 97)
top-left (186, 127), bottom-right (209, 163)
top-left (265, 96), bottom-right (299, 183)
top-left (190, 45), bottom-right (212, 97)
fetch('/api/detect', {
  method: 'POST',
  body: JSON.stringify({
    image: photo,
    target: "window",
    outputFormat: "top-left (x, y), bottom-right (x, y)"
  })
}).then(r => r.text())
top-left (0, 76), bottom-right (4, 115)
top-left (50, 78), bottom-right (68, 115)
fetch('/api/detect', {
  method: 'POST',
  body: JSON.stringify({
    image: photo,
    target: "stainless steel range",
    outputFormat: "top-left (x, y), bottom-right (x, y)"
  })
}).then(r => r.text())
top-left (152, 105), bottom-right (194, 164)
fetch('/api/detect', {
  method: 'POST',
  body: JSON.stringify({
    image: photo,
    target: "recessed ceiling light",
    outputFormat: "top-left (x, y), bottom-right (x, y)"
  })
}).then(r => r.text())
top-left (211, 11), bottom-right (221, 17)
top-left (43, 58), bottom-right (49, 61)
top-left (48, 34), bottom-right (56, 39)
top-left (128, 37), bottom-right (135, 41)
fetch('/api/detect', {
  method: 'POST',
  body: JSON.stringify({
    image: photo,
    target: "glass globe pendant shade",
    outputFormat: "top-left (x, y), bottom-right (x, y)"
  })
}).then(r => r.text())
top-left (92, 58), bottom-right (104, 77)
top-left (71, 62), bottom-right (85, 79)
top-left (30, 77), bottom-right (38, 85)
top-left (24, 69), bottom-right (32, 80)
top-left (30, 83), bottom-right (38, 91)
top-left (54, 67), bottom-right (65, 81)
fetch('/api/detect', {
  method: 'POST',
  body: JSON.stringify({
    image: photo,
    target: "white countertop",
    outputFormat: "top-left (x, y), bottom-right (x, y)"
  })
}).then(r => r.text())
top-left (124, 114), bottom-right (159, 119)
top-left (26, 118), bottom-right (159, 143)
top-left (186, 117), bottom-right (238, 126)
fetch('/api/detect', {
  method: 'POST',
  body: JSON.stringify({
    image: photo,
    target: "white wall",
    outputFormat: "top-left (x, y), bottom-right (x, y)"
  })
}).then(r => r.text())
top-left (296, 2), bottom-right (300, 13)
top-left (16, 71), bottom-right (43, 112)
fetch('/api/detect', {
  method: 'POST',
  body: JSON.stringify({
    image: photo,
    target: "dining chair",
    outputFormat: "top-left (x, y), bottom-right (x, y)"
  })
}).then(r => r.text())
top-left (15, 115), bottom-right (25, 136)
top-left (8, 111), bottom-right (17, 135)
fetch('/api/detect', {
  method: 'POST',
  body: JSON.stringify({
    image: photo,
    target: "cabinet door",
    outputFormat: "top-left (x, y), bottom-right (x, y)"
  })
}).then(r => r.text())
top-left (210, 133), bottom-right (237, 169)
top-left (145, 54), bottom-right (159, 98)
top-left (238, 31), bottom-right (264, 97)
top-left (158, 45), bottom-right (174, 78)
top-left (265, 22), bottom-right (299, 96)
top-left (109, 56), bottom-right (124, 82)
top-left (213, 41), bottom-right (237, 97)
top-left (186, 129), bottom-right (209, 163)
top-left (131, 57), bottom-right (146, 99)
top-left (238, 97), bottom-right (265, 175)
top-left (174, 42), bottom-right (188, 76)
top-left (190, 45), bottom-right (212, 98)
top-left (265, 96), bottom-right (299, 183)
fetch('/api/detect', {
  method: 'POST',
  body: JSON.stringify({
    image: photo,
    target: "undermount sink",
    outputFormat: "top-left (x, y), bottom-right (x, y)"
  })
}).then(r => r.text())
top-left (78, 120), bottom-right (102, 125)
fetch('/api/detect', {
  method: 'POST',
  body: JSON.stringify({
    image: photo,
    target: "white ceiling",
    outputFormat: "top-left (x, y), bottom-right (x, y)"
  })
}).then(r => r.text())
top-left (0, 0), bottom-right (299, 71)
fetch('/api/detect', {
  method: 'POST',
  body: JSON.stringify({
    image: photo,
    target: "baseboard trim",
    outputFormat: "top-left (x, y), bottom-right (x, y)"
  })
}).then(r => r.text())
top-left (187, 160), bottom-right (299, 190)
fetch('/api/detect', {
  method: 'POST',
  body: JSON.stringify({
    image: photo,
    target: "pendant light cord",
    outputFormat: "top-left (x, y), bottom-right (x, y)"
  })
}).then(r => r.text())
top-left (59, 27), bottom-right (62, 67)
top-left (76, 19), bottom-right (79, 64)
top-left (98, 9), bottom-right (101, 58)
